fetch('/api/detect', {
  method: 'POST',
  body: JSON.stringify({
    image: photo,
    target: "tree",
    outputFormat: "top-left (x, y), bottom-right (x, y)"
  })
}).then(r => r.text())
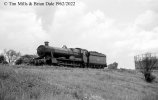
top-left (3, 49), bottom-right (21, 65)
top-left (136, 53), bottom-right (157, 82)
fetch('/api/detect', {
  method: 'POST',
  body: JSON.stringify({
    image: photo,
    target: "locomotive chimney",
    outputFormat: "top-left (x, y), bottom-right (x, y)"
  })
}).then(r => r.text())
top-left (44, 41), bottom-right (49, 46)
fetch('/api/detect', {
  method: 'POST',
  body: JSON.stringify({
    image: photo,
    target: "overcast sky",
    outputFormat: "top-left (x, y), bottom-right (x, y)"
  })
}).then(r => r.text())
top-left (0, 0), bottom-right (158, 69)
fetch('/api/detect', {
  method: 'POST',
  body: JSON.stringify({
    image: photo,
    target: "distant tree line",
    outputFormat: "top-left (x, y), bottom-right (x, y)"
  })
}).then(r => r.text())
top-left (0, 49), bottom-right (37, 65)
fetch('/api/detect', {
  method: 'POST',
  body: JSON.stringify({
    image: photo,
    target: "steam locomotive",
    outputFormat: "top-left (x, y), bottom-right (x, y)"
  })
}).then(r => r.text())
top-left (34, 42), bottom-right (107, 68)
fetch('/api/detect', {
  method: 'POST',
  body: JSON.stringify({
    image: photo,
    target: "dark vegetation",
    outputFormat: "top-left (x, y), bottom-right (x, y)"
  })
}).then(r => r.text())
top-left (15, 54), bottom-right (37, 65)
top-left (108, 62), bottom-right (118, 69)
top-left (0, 55), bottom-right (8, 64)
top-left (136, 53), bottom-right (157, 83)
top-left (0, 49), bottom-right (37, 65)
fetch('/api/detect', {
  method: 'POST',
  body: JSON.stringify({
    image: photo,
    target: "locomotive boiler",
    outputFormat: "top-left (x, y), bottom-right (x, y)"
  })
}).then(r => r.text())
top-left (34, 42), bottom-right (107, 68)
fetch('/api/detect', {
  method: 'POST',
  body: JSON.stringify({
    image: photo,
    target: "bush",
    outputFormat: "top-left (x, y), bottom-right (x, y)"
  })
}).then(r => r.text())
top-left (108, 62), bottom-right (118, 69)
top-left (0, 55), bottom-right (5, 63)
top-left (136, 53), bottom-right (157, 83)
top-left (144, 72), bottom-right (156, 82)
top-left (15, 55), bottom-right (37, 65)
top-left (0, 55), bottom-right (8, 64)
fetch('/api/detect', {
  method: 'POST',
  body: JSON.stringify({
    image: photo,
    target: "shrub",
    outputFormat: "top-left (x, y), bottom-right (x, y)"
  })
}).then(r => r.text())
top-left (144, 71), bottom-right (156, 83)
top-left (0, 55), bottom-right (8, 64)
top-left (136, 53), bottom-right (157, 83)
top-left (0, 55), bottom-right (5, 63)
top-left (108, 62), bottom-right (118, 69)
top-left (15, 55), bottom-right (37, 65)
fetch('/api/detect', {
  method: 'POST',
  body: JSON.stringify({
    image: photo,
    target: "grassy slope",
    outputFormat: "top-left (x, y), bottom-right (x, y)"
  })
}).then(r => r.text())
top-left (0, 65), bottom-right (158, 100)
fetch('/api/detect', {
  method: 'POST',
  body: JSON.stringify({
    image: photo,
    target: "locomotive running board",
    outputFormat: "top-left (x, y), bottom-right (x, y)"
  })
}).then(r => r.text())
top-left (58, 63), bottom-right (80, 67)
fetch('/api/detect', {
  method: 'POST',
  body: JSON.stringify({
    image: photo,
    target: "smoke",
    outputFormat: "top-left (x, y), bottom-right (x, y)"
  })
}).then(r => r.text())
top-left (34, 0), bottom-right (57, 32)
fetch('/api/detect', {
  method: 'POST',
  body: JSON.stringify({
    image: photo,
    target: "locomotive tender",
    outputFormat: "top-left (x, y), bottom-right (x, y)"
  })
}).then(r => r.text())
top-left (35, 42), bottom-right (107, 68)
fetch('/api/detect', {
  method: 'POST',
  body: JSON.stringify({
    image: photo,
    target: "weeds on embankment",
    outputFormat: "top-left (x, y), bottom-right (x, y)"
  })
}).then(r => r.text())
top-left (0, 65), bottom-right (158, 100)
top-left (0, 65), bottom-right (91, 100)
top-left (0, 65), bottom-right (54, 100)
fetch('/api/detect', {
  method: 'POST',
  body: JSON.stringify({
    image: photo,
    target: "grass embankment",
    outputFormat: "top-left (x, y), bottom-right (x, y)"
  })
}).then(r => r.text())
top-left (0, 65), bottom-right (158, 100)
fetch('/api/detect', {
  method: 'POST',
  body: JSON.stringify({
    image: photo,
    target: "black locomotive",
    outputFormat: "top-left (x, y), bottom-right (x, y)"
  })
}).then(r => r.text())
top-left (34, 42), bottom-right (107, 68)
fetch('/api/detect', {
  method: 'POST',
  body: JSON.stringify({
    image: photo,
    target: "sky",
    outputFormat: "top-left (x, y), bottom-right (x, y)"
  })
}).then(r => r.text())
top-left (0, 0), bottom-right (158, 69)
